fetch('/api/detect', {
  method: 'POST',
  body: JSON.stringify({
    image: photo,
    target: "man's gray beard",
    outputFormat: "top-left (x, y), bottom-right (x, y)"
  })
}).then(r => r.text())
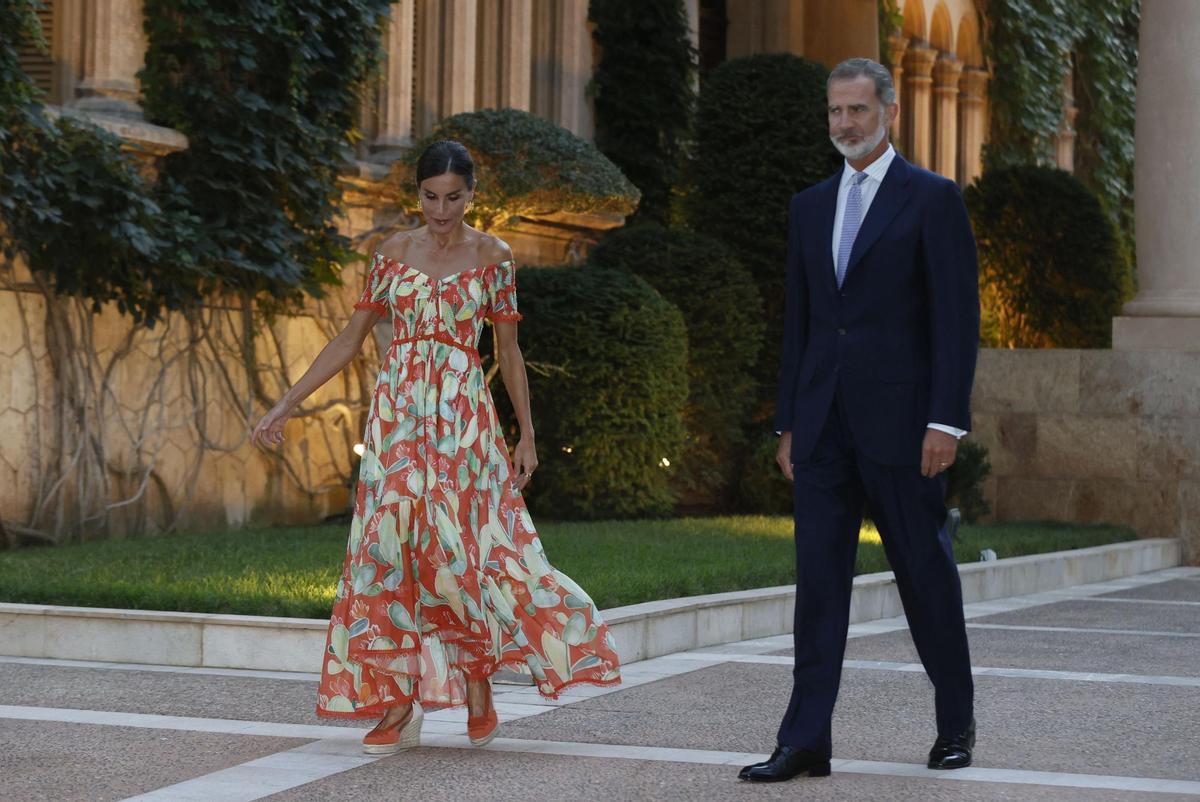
top-left (831, 120), bottom-right (887, 160)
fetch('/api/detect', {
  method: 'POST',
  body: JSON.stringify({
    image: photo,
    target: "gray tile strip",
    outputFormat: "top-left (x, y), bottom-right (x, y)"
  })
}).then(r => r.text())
top-left (967, 623), bottom-right (1200, 638)
top-left (3, 705), bottom-right (1196, 799)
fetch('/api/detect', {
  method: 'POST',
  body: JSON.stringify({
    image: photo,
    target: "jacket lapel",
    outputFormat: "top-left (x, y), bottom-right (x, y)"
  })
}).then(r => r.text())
top-left (844, 154), bottom-right (912, 282)
top-left (814, 173), bottom-right (841, 299)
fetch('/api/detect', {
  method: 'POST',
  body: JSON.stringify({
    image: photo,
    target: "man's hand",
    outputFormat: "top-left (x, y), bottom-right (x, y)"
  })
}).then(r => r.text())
top-left (921, 428), bottom-right (958, 478)
top-left (776, 432), bottom-right (794, 482)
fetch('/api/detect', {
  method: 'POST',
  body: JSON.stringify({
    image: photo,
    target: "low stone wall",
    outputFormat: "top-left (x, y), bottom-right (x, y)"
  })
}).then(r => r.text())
top-left (971, 349), bottom-right (1199, 563)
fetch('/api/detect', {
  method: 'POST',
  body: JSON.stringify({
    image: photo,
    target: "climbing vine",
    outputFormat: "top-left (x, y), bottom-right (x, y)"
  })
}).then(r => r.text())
top-left (0, 0), bottom-right (395, 544)
top-left (982, 0), bottom-right (1139, 239)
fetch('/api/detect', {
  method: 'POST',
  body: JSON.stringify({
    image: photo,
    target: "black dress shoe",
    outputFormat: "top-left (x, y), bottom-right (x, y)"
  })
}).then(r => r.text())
top-left (738, 745), bottom-right (831, 782)
top-left (927, 718), bottom-right (975, 769)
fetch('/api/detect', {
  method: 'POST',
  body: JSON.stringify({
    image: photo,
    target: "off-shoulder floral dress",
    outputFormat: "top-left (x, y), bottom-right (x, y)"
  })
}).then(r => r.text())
top-left (315, 253), bottom-right (621, 718)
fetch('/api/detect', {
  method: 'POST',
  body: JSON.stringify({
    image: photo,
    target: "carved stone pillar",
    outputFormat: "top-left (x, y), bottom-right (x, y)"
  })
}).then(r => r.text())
top-left (1113, 0), bottom-right (1200, 350)
top-left (374, 0), bottom-right (416, 150)
top-left (902, 44), bottom-right (936, 168)
top-left (932, 54), bottom-right (962, 180)
top-left (554, 0), bottom-right (591, 137)
top-left (887, 34), bottom-right (909, 145)
top-left (957, 68), bottom-right (988, 187)
top-left (443, 0), bottom-right (477, 116)
top-left (499, 0), bottom-right (534, 110)
top-left (72, 0), bottom-right (146, 118)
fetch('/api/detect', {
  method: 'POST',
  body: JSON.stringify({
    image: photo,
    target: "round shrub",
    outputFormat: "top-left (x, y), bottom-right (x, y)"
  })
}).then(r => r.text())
top-left (947, 439), bottom-right (992, 524)
top-left (964, 165), bottom-right (1125, 348)
top-left (494, 265), bottom-right (688, 520)
top-left (735, 427), bottom-right (794, 515)
top-left (589, 0), bottom-right (696, 226)
top-left (392, 108), bottom-right (640, 231)
top-left (688, 54), bottom-right (840, 396)
top-left (588, 224), bottom-right (764, 508)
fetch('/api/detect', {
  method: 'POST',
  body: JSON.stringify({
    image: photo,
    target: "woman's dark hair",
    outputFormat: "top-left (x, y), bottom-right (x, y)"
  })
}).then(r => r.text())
top-left (415, 140), bottom-right (476, 189)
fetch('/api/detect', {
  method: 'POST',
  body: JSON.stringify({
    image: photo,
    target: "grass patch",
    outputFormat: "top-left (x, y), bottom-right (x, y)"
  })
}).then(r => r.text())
top-left (0, 518), bottom-right (1135, 617)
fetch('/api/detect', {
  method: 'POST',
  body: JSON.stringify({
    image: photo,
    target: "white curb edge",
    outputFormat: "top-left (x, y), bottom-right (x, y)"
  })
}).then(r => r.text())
top-left (0, 538), bottom-right (1182, 673)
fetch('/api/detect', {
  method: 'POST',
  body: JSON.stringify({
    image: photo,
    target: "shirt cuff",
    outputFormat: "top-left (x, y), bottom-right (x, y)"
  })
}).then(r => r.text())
top-left (927, 422), bottom-right (968, 439)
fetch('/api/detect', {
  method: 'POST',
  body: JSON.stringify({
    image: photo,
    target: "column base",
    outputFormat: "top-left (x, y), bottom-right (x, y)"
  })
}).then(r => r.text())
top-left (1112, 316), bottom-right (1200, 351)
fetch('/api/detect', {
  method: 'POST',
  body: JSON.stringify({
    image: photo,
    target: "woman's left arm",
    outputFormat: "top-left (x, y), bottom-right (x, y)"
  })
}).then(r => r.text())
top-left (495, 320), bottom-right (537, 491)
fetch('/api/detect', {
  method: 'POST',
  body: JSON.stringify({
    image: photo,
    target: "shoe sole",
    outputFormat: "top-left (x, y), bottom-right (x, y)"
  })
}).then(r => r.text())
top-left (739, 765), bottom-right (832, 781)
top-left (927, 759), bottom-right (972, 770)
top-left (363, 705), bottom-right (424, 755)
top-left (468, 726), bottom-right (499, 747)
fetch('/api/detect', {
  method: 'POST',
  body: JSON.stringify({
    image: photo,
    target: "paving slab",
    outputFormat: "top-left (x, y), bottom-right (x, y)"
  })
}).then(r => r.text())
top-left (257, 746), bottom-right (1171, 802)
top-left (499, 660), bottom-right (1200, 781)
top-left (970, 598), bottom-right (1200, 633)
top-left (0, 663), bottom-right (360, 729)
top-left (0, 718), bottom-right (308, 802)
top-left (836, 627), bottom-right (1200, 677)
top-left (1099, 578), bottom-right (1200, 603)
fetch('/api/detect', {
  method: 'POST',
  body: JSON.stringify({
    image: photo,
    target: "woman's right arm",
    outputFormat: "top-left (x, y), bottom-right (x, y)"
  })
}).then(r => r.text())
top-left (251, 308), bottom-right (383, 449)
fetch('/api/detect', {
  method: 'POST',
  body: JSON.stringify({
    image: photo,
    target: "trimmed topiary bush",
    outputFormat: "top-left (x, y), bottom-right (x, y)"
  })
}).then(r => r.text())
top-left (964, 165), bottom-right (1125, 348)
top-left (589, 0), bottom-right (696, 226)
top-left (735, 427), bottom-right (794, 515)
top-left (947, 439), bottom-right (992, 524)
top-left (688, 53), bottom-right (840, 404)
top-left (588, 224), bottom-right (763, 509)
top-left (494, 265), bottom-right (688, 520)
top-left (391, 108), bottom-right (640, 231)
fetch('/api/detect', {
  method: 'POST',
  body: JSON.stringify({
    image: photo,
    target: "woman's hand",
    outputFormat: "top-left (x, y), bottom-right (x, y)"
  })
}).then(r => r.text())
top-left (251, 402), bottom-right (292, 449)
top-left (512, 435), bottom-right (538, 492)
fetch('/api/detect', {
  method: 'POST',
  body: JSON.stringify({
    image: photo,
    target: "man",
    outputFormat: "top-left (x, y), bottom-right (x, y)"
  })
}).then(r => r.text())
top-left (739, 58), bottom-right (980, 783)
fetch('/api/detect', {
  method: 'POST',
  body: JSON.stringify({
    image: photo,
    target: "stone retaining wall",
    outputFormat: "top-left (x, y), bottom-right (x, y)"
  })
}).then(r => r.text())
top-left (971, 350), bottom-right (1199, 562)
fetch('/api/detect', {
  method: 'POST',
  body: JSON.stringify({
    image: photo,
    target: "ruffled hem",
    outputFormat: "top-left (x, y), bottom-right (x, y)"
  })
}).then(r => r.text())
top-left (487, 311), bottom-right (524, 322)
top-left (354, 300), bottom-right (388, 316)
top-left (314, 663), bottom-right (622, 719)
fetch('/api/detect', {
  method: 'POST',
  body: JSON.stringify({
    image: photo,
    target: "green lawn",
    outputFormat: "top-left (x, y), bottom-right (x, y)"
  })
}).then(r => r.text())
top-left (0, 517), bottom-right (1135, 618)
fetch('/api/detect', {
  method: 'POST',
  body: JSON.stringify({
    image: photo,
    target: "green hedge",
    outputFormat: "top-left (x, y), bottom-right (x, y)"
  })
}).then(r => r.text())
top-left (393, 108), bottom-right (640, 232)
top-left (588, 224), bottom-right (763, 508)
top-left (495, 265), bottom-right (688, 519)
top-left (965, 165), bottom-right (1124, 348)
top-left (687, 54), bottom-right (839, 404)
top-left (589, 0), bottom-right (696, 226)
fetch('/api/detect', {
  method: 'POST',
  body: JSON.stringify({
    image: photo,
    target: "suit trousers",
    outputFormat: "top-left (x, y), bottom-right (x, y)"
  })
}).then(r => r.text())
top-left (776, 389), bottom-right (974, 756)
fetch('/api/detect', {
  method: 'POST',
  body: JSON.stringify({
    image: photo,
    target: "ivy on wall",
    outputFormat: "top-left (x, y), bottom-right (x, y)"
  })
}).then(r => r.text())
top-left (139, 0), bottom-right (392, 314)
top-left (0, 0), bottom-right (196, 322)
top-left (1, 0), bottom-right (392, 323)
top-left (982, 0), bottom-right (1139, 240)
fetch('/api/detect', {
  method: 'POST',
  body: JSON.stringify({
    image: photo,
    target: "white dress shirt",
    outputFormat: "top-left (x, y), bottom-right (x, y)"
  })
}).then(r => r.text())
top-left (823, 143), bottom-right (967, 441)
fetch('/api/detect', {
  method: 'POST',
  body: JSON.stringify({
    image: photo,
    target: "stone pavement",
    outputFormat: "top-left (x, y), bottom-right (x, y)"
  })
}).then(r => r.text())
top-left (3, 566), bottom-right (1199, 802)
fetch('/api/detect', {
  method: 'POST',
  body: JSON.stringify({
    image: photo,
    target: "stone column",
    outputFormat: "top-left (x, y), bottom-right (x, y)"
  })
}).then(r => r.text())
top-left (957, 67), bottom-right (988, 187)
top-left (554, 0), bottom-right (591, 137)
top-left (415, 0), bottom-right (443, 136)
top-left (476, 0), bottom-right (502, 108)
top-left (902, 44), bottom-right (936, 168)
top-left (72, 0), bottom-right (146, 117)
top-left (499, 0), bottom-right (534, 110)
top-left (887, 34), bottom-right (909, 146)
top-left (443, 0), bottom-right (477, 116)
top-left (375, 0), bottom-right (416, 149)
top-left (802, 0), bottom-right (876, 67)
top-left (1051, 61), bottom-right (1077, 172)
top-left (931, 54), bottom-right (962, 181)
top-left (1114, 0), bottom-right (1200, 350)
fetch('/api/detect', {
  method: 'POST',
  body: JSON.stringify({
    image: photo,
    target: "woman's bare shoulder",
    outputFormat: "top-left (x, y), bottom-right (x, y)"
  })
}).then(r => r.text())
top-left (476, 233), bottom-right (514, 266)
top-left (377, 229), bottom-right (423, 263)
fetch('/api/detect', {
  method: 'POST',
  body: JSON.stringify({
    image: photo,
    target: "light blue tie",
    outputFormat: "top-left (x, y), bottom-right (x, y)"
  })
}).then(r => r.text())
top-left (836, 172), bottom-right (868, 289)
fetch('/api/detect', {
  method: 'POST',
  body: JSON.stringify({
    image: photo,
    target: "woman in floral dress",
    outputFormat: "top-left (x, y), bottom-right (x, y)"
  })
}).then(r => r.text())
top-left (252, 140), bottom-right (621, 754)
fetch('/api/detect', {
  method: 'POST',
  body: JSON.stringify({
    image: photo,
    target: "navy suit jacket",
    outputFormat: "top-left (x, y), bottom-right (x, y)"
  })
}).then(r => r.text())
top-left (773, 153), bottom-right (980, 467)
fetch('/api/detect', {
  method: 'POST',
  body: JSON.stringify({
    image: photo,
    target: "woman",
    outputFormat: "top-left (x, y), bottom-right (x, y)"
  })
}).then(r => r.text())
top-left (252, 140), bottom-right (621, 754)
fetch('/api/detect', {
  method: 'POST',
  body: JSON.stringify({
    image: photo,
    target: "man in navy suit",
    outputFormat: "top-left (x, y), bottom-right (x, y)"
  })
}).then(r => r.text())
top-left (740, 58), bottom-right (980, 783)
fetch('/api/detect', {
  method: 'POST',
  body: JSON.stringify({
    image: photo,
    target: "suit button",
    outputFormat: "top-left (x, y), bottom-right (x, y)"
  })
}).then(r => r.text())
top-left (837, 328), bottom-right (847, 335)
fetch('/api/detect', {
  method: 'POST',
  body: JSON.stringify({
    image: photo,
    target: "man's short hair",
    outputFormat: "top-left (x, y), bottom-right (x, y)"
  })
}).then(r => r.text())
top-left (827, 58), bottom-right (896, 106)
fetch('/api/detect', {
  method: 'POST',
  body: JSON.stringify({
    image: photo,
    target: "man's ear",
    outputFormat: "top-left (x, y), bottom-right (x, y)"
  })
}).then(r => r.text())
top-left (885, 102), bottom-right (899, 128)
